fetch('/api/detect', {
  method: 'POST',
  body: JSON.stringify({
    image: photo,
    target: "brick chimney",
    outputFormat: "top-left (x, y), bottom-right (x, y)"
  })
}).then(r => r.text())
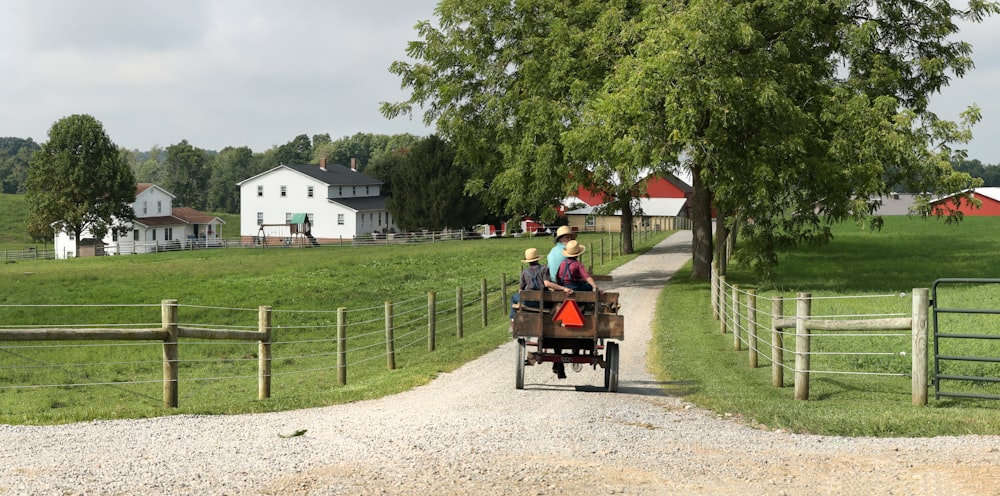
top-left (319, 158), bottom-right (327, 171)
top-left (350, 157), bottom-right (358, 172)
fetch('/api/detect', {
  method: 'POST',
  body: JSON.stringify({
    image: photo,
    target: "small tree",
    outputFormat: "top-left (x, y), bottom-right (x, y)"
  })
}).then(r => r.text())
top-left (26, 115), bottom-right (136, 252)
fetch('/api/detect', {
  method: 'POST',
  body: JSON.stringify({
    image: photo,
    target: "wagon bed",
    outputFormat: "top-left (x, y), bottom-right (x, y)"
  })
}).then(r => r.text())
top-left (511, 289), bottom-right (623, 391)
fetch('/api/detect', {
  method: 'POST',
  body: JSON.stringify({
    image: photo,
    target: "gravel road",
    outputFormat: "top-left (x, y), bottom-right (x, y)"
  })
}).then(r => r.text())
top-left (2, 230), bottom-right (999, 495)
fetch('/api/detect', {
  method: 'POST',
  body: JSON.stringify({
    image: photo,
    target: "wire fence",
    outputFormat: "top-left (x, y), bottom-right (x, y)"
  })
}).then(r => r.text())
top-left (710, 267), bottom-right (931, 405)
top-left (0, 276), bottom-right (510, 410)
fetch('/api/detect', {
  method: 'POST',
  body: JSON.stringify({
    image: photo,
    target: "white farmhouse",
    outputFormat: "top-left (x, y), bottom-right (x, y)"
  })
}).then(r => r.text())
top-left (53, 183), bottom-right (226, 259)
top-left (237, 158), bottom-right (395, 244)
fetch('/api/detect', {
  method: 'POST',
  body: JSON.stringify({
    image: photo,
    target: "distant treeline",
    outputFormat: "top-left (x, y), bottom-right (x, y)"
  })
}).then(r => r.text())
top-left (0, 133), bottom-right (424, 214)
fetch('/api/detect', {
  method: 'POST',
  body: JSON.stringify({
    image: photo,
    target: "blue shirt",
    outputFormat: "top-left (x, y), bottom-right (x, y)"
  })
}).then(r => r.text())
top-left (547, 242), bottom-right (567, 281)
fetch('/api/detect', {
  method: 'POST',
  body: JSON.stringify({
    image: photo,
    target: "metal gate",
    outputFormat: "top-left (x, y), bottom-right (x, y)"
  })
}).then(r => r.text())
top-left (932, 278), bottom-right (1000, 400)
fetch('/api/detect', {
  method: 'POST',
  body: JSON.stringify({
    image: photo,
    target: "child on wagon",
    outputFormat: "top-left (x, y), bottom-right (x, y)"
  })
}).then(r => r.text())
top-left (555, 240), bottom-right (600, 293)
top-left (509, 247), bottom-right (573, 325)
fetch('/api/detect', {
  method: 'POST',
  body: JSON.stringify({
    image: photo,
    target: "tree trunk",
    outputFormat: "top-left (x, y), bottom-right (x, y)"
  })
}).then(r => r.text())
top-left (690, 165), bottom-right (714, 280)
top-left (73, 227), bottom-right (83, 258)
top-left (714, 210), bottom-right (729, 276)
top-left (620, 202), bottom-right (634, 255)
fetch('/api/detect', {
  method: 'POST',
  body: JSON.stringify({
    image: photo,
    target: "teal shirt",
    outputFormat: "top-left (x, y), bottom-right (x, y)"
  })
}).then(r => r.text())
top-left (547, 242), bottom-right (567, 280)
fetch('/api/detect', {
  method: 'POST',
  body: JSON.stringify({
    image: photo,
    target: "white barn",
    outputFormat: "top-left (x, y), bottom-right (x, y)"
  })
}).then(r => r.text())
top-left (236, 158), bottom-right (396, 244)
top-left (53, 183), bottom-right (226, 259)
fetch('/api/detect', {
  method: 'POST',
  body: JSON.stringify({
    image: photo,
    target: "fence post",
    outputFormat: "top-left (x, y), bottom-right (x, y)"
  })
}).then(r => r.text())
top-left (428, 291), bottom-right (436, 352)
top-left (456, 286), bottom-right (464, 339)
top-left (748, 289), bottom-right (758, 368)
top-left (258, 305), bottom-right (272, 400)
top-left (772, 297), bottom-right (784, 387)
top-left (601, 237), bottom-right (605, 266)
top-left (337, 307), bottom-right (347, 386)
top-left (481, 278), bottom-right (488, 327)
top-left (711, 261), bottom-right (719, 320)
top-left (161, 299), bottom-right (179, 408)
top-left (912, 288), bottom-right (929, 406)
top-left (500, 274), bottom-right (508, 319)
top-left (385, 301), bottom-right (396, 371)
top-left (732, 285), bottom-right (742, 351)
top-left (719, 275), bottom-right (728, 333)
top-left (794, 292), bottom-right (811, 400)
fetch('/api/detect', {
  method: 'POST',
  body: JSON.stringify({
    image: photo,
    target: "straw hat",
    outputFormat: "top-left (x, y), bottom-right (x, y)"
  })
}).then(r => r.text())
top-left (554, 225), bottom-right (577, 242)
top-left (562, 239), bottom-right (586, 258)
top-left (522, 247), bottom-right (541, 263)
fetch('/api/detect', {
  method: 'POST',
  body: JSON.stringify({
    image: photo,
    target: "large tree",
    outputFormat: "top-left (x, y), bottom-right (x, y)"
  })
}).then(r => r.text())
top-left (385, 135), bottom-right (486, 231)
top-left (26, 114), bottom-right (136, 250)
top-left (0, 137), bottom-right (40, 194)
top-left (163, 140), bottom-right (210, 209)
top-left (384, 0), bottom-right (994, 278)
top-left (207, 146), bottom-right (254, 213)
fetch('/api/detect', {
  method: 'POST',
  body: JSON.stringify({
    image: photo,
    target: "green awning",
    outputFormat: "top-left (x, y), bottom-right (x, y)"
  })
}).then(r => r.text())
top-left (291, 213), bottom-right (308, 224)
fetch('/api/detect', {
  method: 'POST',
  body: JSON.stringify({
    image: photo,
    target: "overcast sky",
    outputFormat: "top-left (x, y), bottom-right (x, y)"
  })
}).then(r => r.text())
top-left (2, 1), bottom-right (999, 164)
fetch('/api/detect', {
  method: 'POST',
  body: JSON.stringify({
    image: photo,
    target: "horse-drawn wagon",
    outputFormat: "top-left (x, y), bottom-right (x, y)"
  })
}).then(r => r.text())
top-left (511, 289), bottom-right (623, 391)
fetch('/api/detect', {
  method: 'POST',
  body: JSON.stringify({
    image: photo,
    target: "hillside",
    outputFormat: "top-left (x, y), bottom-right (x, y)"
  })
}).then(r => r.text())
top-left (0, 193), bottom-right (34, 248)
top-left (0, 193), bottom-right (240, 249)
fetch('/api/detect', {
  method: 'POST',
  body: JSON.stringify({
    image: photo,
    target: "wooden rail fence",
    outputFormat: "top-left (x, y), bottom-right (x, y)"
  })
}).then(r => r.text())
top-left (712, 272), bottom-right (931, 405)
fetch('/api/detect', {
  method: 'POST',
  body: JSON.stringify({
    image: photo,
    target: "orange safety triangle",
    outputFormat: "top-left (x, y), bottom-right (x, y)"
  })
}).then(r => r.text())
top-left (552, 299), bottom-right (585, 328)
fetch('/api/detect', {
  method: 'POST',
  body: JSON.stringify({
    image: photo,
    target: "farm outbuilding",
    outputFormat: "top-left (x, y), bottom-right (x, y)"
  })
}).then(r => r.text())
top-left (565, 197), bottom-right (690, 233)
top-left (931, 187), bottom-right (1000, 217)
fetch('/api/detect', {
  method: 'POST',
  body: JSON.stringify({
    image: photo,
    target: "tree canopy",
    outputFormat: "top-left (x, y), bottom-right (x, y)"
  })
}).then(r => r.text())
top-left (384, 0), bottom-right (996, 278)
top-left (379, 135), bottom-right (487, 231)
top-left (26, 114), bottom-right (136, 249)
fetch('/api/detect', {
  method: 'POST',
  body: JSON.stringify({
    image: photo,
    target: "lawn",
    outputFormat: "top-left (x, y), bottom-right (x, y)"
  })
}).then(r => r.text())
top-left (0, 228), bottom-right (664, 424)
top-left (654, 215), bottom-right (1000, 437)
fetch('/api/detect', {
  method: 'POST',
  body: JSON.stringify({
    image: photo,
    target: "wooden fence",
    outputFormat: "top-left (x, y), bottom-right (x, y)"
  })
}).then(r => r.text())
top-left (711, 270), bottom-right (931, 405)
top-left (0, 277), bottom-right (506, 409)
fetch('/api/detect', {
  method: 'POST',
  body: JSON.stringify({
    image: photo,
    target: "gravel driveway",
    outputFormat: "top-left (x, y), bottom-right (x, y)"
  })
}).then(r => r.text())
top-left (2, 230), bottom-right (999, 495)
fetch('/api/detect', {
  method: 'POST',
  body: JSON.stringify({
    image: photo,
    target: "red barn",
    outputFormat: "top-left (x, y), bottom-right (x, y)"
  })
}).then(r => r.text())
top-left (931, 187), bottom-right (1000, 216)
top-left (570, 172), bottom-right (692, 207)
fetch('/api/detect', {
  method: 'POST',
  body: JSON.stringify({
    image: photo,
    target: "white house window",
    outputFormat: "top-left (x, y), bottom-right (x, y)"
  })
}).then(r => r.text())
top-left (285, 212), bottom-right (292, 224)
top-left (112, 230), bottom-right (118, 242)
top-left (133, 230), bottom-right (140, 241)
top-left (307, 186), bottom-right (314, 198)
top-left (157, 200), bottom-right (162, 213)
top-left (366, 186), bottom-right (370, 195)
top-left (165, 227), bottom-right (173, 240)
top-left (69, 232), bottom-right (75, 240)
top-left (280, 185), bottom-right (287, 197)
top-left (378, 212), bottom-right (382, 226)
top-left (257, 185), bottom-right (263, 197)
top-left (352, 186), bottom-right (356, 196)
top-left (337, 214), bottom-right (344, 225)
top-left (586, 215), bottom-right (596, 227)
top-left (142, 201), bottom-right (147, 215)
top-left (151, 229), bottom-right (157, 241)
top-left (257, 212), bottom-right (264, 225)
top-left (338, 186), bottom-right (343, 196)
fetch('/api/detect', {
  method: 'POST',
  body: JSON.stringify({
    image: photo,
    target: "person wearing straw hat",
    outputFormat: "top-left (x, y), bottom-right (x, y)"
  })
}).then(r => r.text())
top-left (554, 239), bottom-right (599, 293)
top-left (547, 225), bottom-right (578, 281)
top-left (509, 247), bottom-right (573, 323)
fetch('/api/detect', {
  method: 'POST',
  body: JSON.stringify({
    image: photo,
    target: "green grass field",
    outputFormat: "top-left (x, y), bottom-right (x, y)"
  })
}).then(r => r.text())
top-left (0, 225), bottom-right (662, 425)
top-left (656, 216), bottom-right (1000, 437)
top-left (5, 189), bottom-right (1000, 436)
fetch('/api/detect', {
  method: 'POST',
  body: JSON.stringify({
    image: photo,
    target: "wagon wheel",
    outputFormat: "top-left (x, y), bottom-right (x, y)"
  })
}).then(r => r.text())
top-left (604, 341), bottom-right (619, 393)
top-left (515, 338), bottom-right (526, 390)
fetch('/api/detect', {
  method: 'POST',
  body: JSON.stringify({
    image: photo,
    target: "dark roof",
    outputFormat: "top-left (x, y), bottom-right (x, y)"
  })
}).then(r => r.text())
top-left (133, 208), bottom-right (223, 227)
top-left (330, 196), bottom-right (388, 212)
top-left (285, 163), bottom-right (381, 187)
top-left (171, 207), bottom-right (225, 224)
top-left (658, 172), bottom-right (693, 194)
